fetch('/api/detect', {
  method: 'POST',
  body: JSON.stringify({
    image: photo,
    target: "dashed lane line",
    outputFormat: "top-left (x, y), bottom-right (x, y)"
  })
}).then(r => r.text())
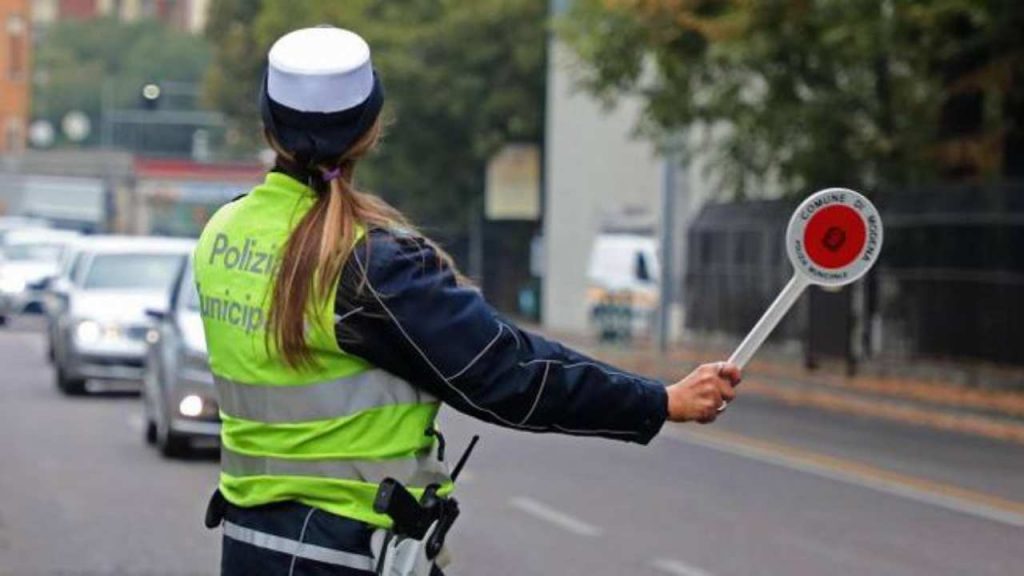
top-left (508, 496), bottom-right (603, 537)
top-left (651, 558), bottom-right (715, 576)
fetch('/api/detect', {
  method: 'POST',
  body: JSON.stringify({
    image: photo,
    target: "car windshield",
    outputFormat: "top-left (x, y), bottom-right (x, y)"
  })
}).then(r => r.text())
top-left (3, 243), bottom-right (65, 262)
top-left (182, 268), bottom-right (200, 311)
top-left (82, 253), bottom-right (183, 291)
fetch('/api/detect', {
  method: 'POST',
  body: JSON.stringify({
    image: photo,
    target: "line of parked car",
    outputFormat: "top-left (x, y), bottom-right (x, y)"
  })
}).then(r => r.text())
top-left (0, 217), bottom-right (219, 458)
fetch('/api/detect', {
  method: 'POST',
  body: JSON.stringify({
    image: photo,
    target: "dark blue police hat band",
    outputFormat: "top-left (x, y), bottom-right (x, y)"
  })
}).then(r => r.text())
top-left (260, 72), bottom-right (384, 165)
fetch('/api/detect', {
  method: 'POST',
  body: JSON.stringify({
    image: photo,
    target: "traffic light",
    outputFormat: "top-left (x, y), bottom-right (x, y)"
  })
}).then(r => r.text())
top-left (140, 83), bottom-right (162, 110)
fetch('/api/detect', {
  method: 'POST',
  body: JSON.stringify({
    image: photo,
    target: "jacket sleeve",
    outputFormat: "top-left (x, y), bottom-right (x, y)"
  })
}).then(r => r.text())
top-left (333, 229), bottom-right (668, 444)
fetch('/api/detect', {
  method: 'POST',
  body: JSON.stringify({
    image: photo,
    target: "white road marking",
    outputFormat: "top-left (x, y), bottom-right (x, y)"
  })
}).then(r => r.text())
top-left (508, 496), bottom-right (602, 537)
top-left (651, 558), bottom-right (715, 576)
top-left (664, 427), bottom-right (1024, 528)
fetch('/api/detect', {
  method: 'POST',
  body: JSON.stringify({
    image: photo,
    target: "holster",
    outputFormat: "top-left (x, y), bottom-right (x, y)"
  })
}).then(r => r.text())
top-left (371, 523), bottom-right (442, 576)
top-left (371, 478), bottom-right (460, 576)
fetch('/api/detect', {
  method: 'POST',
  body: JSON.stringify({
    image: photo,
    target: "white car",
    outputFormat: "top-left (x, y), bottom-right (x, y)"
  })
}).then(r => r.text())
top-left (0, 228), bottom-right (81, 324)
top-left (0, 216), bottom-right (51, 246)
top-left (49, 236), bottom-right (195, 395)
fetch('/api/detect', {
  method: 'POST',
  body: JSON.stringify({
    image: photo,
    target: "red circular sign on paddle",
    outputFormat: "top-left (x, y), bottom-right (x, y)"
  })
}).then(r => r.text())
top-left (803, 204), bottom-right (867, 269)
top-left (786, 188), bottom-right (883, 287)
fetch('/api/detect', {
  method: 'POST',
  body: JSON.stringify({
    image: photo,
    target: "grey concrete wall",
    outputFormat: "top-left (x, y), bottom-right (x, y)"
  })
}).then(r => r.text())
top-left (542, 41), bottom-right (663, 333)
top-left (544, 0), bottom-right (795, 337)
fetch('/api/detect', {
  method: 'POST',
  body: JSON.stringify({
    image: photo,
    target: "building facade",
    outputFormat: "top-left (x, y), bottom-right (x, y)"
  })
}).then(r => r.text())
top-left (542, 37), bottom-right (664, 334)
top-left (33, 0), bottom-right (208, 33)
top-left (542, 0), bottom-right (726, 337)
top-left (0, 0), bottom-right (30, 155)
top-left (0, 150), bottom-right (262, 234)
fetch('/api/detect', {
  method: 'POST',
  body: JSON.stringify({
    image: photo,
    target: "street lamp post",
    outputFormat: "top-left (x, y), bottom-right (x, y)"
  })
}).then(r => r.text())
top-left (657, 141), bottom-right (682, 353)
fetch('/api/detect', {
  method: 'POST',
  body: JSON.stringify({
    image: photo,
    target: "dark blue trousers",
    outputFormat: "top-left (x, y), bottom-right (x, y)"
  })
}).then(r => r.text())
top-left (220, 500), bottom-right (446, 576)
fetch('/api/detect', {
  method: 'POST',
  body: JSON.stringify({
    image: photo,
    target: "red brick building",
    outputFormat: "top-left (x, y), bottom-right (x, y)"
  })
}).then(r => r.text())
top-left (56, 0), bottom-right (98, 20)
top-left (0, 0), bottom-right (30, 154)
top-left (39, 0), bottom-right (208, 33)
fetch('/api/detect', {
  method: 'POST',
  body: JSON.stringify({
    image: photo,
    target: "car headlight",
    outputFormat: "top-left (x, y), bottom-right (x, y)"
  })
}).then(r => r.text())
top-left (74, 320), bottom-right (102, 343)
top-left (0, 277), bottom-right (26, 294)
top-left (179, 394), bottom-right (204, 418)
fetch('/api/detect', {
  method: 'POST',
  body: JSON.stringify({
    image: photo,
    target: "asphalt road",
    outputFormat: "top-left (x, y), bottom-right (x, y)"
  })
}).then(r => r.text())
top-left (1, 318), bottom-right (1023, 575)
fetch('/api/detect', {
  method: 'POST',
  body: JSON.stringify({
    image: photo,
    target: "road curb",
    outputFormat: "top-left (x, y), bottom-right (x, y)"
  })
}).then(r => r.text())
top-left (738, 380), bottom-right (1024, 445)
top-left (540, 329), bottom-right (1024, 445)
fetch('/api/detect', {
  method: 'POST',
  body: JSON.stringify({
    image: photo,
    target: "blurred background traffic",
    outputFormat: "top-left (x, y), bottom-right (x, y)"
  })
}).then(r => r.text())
top-left (0, 1), bottom-right (1022, 575)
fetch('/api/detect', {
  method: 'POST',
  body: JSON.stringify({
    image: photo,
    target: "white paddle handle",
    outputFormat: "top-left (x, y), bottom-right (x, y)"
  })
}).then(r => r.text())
top-left (727, 275), bottom-right (809, 370)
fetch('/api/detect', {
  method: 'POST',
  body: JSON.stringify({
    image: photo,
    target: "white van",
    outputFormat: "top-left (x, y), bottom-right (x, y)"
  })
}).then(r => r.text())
top-left (585, 233), bottom-right (660, 340)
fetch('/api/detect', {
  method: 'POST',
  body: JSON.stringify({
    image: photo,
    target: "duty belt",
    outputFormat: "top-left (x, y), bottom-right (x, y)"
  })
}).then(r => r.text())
top-left (205, 434), bottom-right (480, 576)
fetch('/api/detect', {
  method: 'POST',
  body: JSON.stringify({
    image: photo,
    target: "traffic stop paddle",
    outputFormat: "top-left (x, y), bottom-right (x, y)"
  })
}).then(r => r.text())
top-left (720, 188), bottom-right (884, 409)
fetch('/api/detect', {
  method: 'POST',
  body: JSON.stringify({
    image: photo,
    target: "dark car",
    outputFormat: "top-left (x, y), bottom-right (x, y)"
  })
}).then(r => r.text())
top-left (142, 259), bottom-right (219, 457)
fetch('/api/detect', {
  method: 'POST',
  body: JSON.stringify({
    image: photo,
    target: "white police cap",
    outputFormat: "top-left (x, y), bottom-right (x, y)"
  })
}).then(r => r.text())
top-left (267, 27), bottom-right (374, 113)
top-left (261, 26), bottom-right (384, 163)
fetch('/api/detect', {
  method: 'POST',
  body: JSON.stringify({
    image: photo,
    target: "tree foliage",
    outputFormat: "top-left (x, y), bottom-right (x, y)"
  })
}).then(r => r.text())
top-left (202, 0), bottom-right (267, 151)
top-left (561, 0), bottom-right (1024, 197)
top-left (33, 18), bottom-right (211, 147)
top-left (203, 0), bottom-right (548, 234)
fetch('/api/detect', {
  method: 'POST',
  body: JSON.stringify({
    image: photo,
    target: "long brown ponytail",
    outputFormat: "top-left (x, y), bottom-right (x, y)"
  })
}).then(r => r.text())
top-left (265, 119), bottom-right (459, 369)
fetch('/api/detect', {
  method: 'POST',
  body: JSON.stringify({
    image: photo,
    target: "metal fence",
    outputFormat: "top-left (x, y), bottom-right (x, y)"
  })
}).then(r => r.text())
top-left (874, 183), bottom-right (1024, 366)
top-left (684, 183), bottom-right (1024, 368)
top-left (685, 200), bottom-right (802, 342)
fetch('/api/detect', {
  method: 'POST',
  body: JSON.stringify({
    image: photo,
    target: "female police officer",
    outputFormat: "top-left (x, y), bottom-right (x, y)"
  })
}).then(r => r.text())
top-left (194, 26), bottom-right (741, 576)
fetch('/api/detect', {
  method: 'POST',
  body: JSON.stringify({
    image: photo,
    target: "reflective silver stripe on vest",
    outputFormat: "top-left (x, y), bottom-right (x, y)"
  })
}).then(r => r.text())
top-left (223, 520), bottom-right (375, 571)
top-left (222, 446), bottom-right (452, 487)
top-left (216, 369), bottom-right (436, 423)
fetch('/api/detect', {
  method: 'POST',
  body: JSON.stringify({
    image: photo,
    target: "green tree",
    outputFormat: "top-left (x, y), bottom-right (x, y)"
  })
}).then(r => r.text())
top-left (203, 0), bottom-right (267, 152)
top-left (204, 0), bottom-right (548, 235)
top-left (560, 0), bottom-right (1024, 197)
top-left (33, 18), bottom-right (211, 147)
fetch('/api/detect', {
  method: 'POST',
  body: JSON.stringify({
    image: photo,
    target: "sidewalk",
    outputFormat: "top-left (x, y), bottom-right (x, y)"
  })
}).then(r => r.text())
top-left (543, 329), bottom-right (1024, 446)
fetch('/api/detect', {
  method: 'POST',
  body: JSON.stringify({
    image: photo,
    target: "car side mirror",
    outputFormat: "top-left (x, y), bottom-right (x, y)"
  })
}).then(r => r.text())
top-left (30, 276), bottom-right (54, 291)
top-left (144, 308), bottom-right (167, 322)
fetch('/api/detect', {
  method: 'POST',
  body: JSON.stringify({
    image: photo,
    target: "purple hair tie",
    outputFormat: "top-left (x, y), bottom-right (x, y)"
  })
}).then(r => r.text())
top-left (322, 167), bottom-right (343, 182)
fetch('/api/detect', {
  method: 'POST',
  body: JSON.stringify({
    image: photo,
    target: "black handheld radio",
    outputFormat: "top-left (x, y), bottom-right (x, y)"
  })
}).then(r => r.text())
top-left (373, 435), bottom-right (479, 559)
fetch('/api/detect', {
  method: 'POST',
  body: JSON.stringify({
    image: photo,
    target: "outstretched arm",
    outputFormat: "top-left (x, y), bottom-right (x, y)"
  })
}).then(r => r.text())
top-left (333, 230), bottom-right (670, 444)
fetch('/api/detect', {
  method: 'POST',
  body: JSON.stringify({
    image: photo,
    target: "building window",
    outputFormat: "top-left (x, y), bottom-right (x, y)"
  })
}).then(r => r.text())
top-left (141, 0), bottom-right (158, 19)
top-left (5, 117), bottom-right (24, 153)
top-left (59, 0), bottom-right (100, 20)
top-left (7, 14), bottom-right (26, 81)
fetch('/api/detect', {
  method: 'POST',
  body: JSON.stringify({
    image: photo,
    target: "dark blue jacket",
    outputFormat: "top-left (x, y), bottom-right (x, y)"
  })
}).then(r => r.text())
top-left (333, 228), bottom-right (668, 444)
